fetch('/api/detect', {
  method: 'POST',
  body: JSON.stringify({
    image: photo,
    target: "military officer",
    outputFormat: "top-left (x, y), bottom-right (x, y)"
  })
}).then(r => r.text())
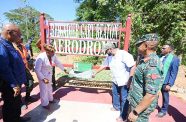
top-left (127, 33), bottom-right (164, 122)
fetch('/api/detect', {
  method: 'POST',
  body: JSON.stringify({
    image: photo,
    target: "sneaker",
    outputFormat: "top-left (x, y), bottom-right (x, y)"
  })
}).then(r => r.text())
top-left (156, 112), bottom-right (166, 118)
top-left (110, 107), bottom-right (119, 111)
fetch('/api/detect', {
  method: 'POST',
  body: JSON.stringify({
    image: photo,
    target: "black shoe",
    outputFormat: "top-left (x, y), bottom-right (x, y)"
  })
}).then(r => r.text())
top-left (49, 99), bottom-right (57, 104)
top-left (42, 105), bottom-right (50, 109)
top-left (156, 112), bottom-right (166, 118)
top-left (20, 117), bottom-right (31, 122)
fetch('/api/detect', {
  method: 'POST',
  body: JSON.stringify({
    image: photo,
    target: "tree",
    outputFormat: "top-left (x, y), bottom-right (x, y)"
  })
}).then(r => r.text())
top-left (75, 0), bottom-right (186, 65)
top-left (4, 6), bottom-right (53, 50)
top-left (76, 0), bottom-right (119, 22)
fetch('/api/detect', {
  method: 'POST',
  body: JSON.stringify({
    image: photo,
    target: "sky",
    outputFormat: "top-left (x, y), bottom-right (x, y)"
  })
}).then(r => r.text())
top-left (0, 0), bottom-right (80, 25)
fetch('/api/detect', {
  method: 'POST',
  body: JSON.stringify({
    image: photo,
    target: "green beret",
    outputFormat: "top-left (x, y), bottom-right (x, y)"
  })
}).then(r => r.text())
top-left (136, 33), bottom-right (159, 45)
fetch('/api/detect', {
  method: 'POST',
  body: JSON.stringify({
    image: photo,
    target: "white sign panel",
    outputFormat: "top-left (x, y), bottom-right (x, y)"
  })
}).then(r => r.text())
top-left (47, 22), bottom-right (121, 56)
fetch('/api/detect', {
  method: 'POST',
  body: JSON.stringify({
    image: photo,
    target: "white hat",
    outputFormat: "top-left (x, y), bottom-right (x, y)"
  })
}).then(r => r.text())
top-left (102, 42), bottom-right (116, 53)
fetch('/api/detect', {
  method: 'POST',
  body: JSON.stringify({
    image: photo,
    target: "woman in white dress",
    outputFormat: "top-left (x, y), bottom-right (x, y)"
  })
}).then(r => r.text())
top-left (35, 44), bottom-right (67, 109)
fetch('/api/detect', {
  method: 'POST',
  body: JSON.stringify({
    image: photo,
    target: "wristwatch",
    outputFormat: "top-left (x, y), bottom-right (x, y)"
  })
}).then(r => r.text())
top-left (133, 110), bottom-right (139, 116)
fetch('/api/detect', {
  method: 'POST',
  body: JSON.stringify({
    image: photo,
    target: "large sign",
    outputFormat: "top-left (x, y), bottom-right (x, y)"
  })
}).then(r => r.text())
top-left (47, 21), bottom-right (122, 56)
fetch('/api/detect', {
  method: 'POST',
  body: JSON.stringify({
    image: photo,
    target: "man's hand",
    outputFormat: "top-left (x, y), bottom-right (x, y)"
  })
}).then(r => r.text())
top-left (13, 86), bottom-right (21, 97)
top-left (165, 85), bottom-right (171, 91)
top-left (43, 78), bottom-right (49, 84)
top-left (128, 111), bottom-right (138, 122)
top-left (64, 69), bottom-right (69, 74)
top-left (92, 71), bottom-right (96, 78)
top-left (127, 76), bottom-right (133, 89)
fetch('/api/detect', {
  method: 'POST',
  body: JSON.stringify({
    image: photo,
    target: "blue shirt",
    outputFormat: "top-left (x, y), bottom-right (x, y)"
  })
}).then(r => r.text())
top-left (0, 37), bottom-right (26, 87)
top-left (25, 43), bottom-right (31, 51)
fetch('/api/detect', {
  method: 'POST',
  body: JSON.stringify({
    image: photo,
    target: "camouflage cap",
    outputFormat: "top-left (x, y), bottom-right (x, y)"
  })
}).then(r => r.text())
top-left (136, 33), bottom-right (159, 45)
top-left (102, 42), bottom-right (116, 53)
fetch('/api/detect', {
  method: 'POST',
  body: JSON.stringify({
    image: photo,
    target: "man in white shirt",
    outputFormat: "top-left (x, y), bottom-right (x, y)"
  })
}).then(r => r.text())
top-left (93, 42), bottom-right (135, 122)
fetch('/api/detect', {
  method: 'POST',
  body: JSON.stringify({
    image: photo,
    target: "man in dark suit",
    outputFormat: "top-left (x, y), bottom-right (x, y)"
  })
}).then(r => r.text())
top-left (0, 23), bottom-right (30, 122)
top-left (157, 44), bottom-right (180, 117)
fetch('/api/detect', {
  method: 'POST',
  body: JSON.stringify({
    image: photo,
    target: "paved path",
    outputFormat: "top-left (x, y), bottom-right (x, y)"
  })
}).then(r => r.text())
top-left (24, 100), bottom-right (120, 122)
top-left (0, 85), bottom-right (186, 122)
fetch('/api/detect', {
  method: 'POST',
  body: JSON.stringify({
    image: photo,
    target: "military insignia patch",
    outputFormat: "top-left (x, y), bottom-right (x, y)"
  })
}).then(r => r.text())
top-left (151, 74), bottom-right (158, 80)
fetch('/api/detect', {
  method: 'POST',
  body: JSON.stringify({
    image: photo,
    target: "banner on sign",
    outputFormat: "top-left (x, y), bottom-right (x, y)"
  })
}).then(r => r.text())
top-left (47, 22), bottom-right (122, 56)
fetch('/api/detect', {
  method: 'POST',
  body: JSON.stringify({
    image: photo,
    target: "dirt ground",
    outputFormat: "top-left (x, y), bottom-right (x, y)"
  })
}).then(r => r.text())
top-left (170, 65), bottom-right (186, 101)
top-left (32, 54), bottom-right (186, 101)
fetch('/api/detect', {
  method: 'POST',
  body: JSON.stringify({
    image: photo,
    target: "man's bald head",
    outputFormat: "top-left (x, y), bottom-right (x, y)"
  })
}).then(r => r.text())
top-left (1, 23), bottom-right (21, 43)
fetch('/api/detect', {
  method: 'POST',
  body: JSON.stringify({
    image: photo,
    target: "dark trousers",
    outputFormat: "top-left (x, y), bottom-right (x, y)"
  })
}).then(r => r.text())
top-left (1, 82), bottom-right (22, 122)
top-left (161, 84), bottom-right (169, 113)
top-left (52, 66), bottom-right (56, 87)
top-left (25, 68), bottom-right (34, 101)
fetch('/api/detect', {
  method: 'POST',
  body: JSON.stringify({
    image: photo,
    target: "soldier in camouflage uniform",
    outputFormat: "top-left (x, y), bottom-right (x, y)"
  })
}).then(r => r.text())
top-left (127, 33), bottom-right (164, 122)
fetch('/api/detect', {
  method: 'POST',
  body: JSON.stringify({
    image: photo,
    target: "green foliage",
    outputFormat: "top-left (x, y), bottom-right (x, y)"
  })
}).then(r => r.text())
top-left (80, 56), bottom-right (103, 65)
top-left (76, 0), bottom-right (119, 22)
top-left (4, 6), bottom-right (53, 51)
top-left (75, 0), bottom-right (186, 65)
top-left (73, 56), bottom-right (103, 65)
top-left (31, 38), bottom-right (40, 53)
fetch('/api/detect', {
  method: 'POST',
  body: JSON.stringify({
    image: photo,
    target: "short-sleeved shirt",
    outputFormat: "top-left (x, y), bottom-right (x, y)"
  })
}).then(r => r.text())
top-left (103, 49), bottom-right (135, 86)
top-left (128, 53), bottom-right (163, 113)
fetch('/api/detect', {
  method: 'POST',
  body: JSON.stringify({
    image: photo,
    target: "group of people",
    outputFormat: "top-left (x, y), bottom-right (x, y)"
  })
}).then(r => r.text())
top-left (93, 34), bottom-right (180, 122)
top-left (0, 23), bottom-right (180, 122)
top-left (0, 23), bottom-right (68, 122)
